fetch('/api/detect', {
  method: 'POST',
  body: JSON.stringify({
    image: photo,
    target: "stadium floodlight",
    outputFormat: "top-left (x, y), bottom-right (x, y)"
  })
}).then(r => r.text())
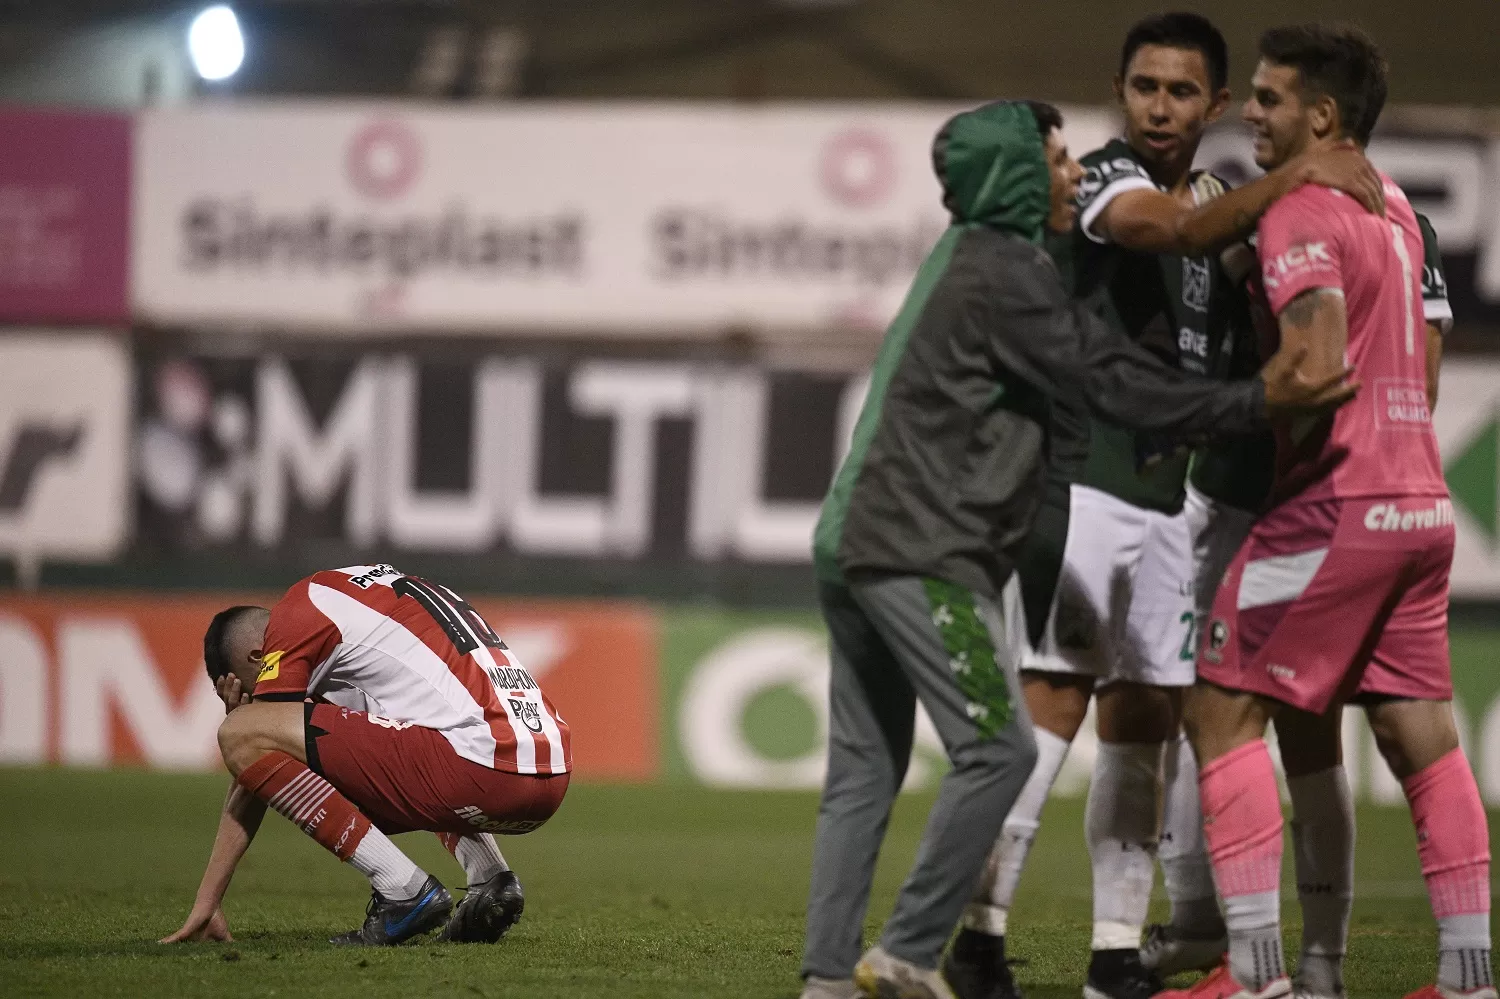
top-left (187, 5), bottom-right (245, 82)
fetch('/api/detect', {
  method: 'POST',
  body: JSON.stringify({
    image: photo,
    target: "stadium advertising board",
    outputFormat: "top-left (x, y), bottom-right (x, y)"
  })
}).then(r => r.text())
top-left (133, 103), bottom-right (1500, 334)
top-left (0, 592), bottom-right (658, 780)
top-left (0, 108), bottom-right (131, 324)
top-left (127, 341), bottom-right (1500, 599)
top-left (0, 334), bottom-right (131, 574)
top-left (658, 610), bottom-right (1500, 804)
top-left (131, 103), bottom-right (1114, 334)
top-left (131, 343), bottom-right (862, 567)
top-left (1433, 360), bottom-right (1500, 596)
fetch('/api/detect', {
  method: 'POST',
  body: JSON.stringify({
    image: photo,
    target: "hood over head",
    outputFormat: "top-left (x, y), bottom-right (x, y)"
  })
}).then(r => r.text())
top-left (932, 100), bottom-right (1051, 243)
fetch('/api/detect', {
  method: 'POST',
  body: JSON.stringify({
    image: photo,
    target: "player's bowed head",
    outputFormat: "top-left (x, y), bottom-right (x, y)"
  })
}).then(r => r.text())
top-left (203, 605), bottom-right (272, 713)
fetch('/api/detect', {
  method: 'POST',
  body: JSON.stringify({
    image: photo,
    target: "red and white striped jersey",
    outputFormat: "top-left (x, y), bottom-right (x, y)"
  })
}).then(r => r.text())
top-left (254, 564), bottom-right (570, 776)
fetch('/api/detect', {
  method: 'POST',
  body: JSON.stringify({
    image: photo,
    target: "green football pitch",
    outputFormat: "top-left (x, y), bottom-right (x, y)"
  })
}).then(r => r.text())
top-left (0, 769), bottom-right (1487, 998)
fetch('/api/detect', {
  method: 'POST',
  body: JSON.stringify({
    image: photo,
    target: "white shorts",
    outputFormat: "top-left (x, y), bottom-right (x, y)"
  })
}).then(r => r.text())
top-left (1020, 484), bottom-right (1197, 686)
top-left (1182, 483), bottom-right (1256, 622)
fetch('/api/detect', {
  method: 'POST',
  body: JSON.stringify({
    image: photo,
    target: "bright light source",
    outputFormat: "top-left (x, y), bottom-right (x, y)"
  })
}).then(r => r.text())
top-left (187, 5), bottom-right (244, 82)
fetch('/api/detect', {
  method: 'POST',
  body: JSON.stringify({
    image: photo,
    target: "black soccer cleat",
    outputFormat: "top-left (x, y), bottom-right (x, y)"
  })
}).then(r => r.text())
top-left (1082, 948), bottom-right (1166, 999)
top-left (330, 875), bottom-right (453, 947)
top-left (437, 869), bottom-right (525, 944)
top-left (942, 927), bottom-right (1025, 999)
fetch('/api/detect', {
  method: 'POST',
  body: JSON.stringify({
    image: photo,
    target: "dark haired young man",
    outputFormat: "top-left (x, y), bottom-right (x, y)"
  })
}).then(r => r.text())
top-left (800, 98), bottom-right (1355, 999)
top-left (947, 15), bottom-right (1382, 999)
top-left (1165, 24), bottom-right (1492, 999)
top-left (161, 565), bottom-right (567, 948)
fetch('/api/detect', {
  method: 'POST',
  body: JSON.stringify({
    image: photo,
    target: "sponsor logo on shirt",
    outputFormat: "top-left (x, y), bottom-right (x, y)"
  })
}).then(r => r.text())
top-left (1376, 379), bottom-right (1432, 430)
top-left (1261, 241), bottom-right (1334, 291)
top-left (1178, 326), bottom-right (1209, 361)
top-left (1267, 663), bottom-right (1297, 682)
top-left (346, 563), bottom-right (401, 589)
top-left (256, 650), bottom-right (283, 683)
top-left (508, 698), bottom-right (546, 733)
top-left (1363, 499), bottom-right (1455, 532)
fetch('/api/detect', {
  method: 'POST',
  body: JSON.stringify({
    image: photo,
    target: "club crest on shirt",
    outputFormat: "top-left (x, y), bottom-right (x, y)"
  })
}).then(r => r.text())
top-left (1204, 619), bottom-right (1229, 663)
top-left (1182, 257), bottom-right (1211, 313)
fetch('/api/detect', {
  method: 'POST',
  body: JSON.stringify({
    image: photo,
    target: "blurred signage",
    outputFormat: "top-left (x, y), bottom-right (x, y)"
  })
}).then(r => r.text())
top-left (657, 610), bottom-right (1500, 802)
top-left (132, 103), bottom-right (1115, 334)
top-left (133, 340), bottom-right (866, 563)
top-left (0, 108), bottom-right (131, 324)
top-left (1433, 360), bottom-right (1500, 596)
top-left (0, 590), bottom-right (659, 780)
top-left (128, 341), bottom-right (1500, 596)
top-left (0, 334), bottom-right (131, 569)
top-left (1194, 127), bottom-right (1500, 327)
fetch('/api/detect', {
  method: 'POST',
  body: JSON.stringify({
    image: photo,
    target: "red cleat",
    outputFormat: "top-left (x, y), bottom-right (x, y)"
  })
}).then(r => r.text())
top-left (1154, 963), bottom-right (1290, 999)
top-left (1401, 987), bottom-right (1498, 999)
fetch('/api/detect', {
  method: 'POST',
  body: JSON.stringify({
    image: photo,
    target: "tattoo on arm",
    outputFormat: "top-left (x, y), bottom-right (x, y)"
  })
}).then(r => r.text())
top-left (1281, 288), bottom-right (1341, 329)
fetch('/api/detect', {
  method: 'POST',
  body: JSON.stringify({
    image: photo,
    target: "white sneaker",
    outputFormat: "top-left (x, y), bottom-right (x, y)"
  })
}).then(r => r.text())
top-left (1140, 922), bottom-right (1229, 976)
top-left (801, 976), bottom-right (862, 999)
top-left (853, 946), bottom-right (958, 999)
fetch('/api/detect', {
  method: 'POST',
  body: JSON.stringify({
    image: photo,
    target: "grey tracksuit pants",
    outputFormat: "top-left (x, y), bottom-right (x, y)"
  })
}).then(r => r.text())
top-left (802, 574), bottom-right (1037, 978)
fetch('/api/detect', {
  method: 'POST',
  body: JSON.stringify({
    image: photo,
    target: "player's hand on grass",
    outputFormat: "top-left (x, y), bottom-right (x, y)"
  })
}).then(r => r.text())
top-left (1261, 343), bottom-right (1360, 416)
top-left (216, 675), bottom-right (250, 714)
top-left (161, 904), bottom-right (233, 943)
top-left (1295, 140), bottom-right (1385, 216)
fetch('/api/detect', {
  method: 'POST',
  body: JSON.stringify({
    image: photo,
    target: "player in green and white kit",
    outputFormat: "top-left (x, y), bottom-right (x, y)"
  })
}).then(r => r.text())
top-left (943, 14), bottom-right (1386, 999)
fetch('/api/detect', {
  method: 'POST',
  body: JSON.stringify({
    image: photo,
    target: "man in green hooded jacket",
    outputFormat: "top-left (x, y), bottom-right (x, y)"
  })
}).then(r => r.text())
top-left (800, 100), bottom-right (1355, 999)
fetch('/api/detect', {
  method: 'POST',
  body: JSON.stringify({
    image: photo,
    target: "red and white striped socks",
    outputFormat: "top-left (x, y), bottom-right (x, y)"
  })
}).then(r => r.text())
top-left (238, 751), bottom-right (428, 901)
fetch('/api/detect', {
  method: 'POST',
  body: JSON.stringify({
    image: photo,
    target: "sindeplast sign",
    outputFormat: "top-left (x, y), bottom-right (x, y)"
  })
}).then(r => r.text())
top-left (132, 102), bottom-right (1116, 335)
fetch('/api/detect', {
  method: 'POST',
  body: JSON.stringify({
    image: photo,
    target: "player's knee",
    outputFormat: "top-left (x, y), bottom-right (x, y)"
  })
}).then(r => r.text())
top-left (217, 709), bottom-right (267, 776)
top-left (1097, 683), bottom-right (1180, 743)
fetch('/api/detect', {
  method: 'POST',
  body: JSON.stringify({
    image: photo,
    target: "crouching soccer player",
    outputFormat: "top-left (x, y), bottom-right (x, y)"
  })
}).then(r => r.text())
top-left (161, 563), bottom-right (570, 947)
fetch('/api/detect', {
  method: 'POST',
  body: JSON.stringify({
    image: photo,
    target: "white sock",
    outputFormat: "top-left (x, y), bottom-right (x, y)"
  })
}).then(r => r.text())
top-left (1287, 767), bottom-right (1354, 994)
top-left (454, 833), bottom-right (510, 885)
top-left (1438, 913), bottom-right (1493, 993)
top-left (1225, 891), bottom-right (1285, 993)
top-left (349, 829), bottom-right (428, 901)
top-left (1160, 731), bottom-right (1224, 937)
top-left (962, 727), bottom-right (1071, 935)
top-left (1087, 740), bottom-right (1162, 951)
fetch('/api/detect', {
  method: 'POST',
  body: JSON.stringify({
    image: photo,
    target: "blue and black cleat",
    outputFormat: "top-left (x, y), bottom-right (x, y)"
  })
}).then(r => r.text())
top-left (330, 875), bottom-right (453, 946)
top-left (437, 870), bottom-right (525, 943)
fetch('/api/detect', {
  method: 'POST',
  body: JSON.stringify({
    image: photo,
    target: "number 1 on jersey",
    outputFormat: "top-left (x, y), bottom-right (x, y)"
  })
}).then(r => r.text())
top-left (393, 576), bottom-right (507, 656)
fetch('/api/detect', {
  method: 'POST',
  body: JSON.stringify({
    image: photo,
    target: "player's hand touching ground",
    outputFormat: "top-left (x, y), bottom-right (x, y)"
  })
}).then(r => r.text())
top-left (1260, 343), bottom-right (1360, 417)
top-left (160, 905), bottom-right (233, 943)
top-left (1294, 140), bottom-right (1385, 215)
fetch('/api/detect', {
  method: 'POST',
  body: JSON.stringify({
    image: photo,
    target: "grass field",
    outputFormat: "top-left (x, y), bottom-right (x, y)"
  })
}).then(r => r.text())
top-left (0, 769), bottom-right (1487, 998)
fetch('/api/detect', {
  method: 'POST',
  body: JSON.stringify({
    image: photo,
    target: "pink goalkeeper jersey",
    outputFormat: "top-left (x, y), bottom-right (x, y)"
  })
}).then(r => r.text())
top-left (1257, 176), bottom-right (1448, 505)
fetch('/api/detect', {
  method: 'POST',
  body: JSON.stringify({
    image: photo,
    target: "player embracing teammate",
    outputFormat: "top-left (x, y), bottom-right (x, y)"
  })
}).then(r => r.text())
top-left (1162, 24), bottom-right (1493, 999)
top-left (947, 14), bottom-right (1389, 999)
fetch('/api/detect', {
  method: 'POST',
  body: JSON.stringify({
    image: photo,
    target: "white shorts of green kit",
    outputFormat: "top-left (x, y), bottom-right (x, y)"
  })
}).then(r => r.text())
top-left (1018, 484), bottom-right (1198, 687)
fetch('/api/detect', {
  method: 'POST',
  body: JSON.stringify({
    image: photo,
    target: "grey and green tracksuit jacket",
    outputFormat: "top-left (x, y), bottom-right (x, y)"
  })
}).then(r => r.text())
top-left (812, 100), bottom-right (1268, 601)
